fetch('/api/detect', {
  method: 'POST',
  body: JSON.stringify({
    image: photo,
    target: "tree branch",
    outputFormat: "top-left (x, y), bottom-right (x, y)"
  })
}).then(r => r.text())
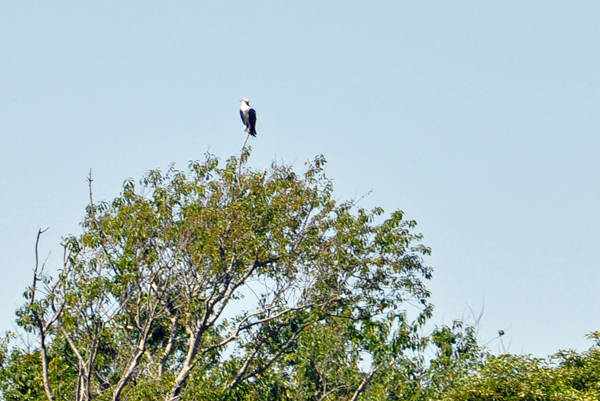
top-left (31, 227), bottom-right (55, 401)
top-left (225, 322), bottom-right (311, 391)
top-left (348, 360), bottom-right (390, 401)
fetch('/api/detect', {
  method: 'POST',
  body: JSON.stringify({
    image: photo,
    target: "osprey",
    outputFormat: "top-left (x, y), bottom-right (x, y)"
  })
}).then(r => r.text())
top-left (240, 98), bottom-right (257, 137)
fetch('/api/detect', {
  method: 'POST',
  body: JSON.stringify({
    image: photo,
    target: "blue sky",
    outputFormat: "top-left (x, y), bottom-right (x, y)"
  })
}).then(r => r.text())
top-left (1, 2), bottom-right (599, 357)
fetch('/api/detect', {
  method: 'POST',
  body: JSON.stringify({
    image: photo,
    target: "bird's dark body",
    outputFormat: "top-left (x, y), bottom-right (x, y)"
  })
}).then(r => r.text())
top-left (240, 103), bottom-right (257, 137)
top-left (247, 108), bottom-right (257, 137)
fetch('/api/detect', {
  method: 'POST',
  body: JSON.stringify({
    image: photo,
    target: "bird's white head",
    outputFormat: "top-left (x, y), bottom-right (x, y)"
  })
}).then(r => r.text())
top-left (241, 98), bottom-right (250, 105)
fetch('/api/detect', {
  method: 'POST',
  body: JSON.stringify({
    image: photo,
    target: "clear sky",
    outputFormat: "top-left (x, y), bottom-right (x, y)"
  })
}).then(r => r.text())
top-left (1, 2), bottom-right (599, 357)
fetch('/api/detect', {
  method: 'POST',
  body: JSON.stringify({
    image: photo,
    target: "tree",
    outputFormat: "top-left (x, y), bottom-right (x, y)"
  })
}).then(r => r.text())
top-left (436, 332), bottom-right (600, 401)
top-left (10, 150), bottom-right (434, 401)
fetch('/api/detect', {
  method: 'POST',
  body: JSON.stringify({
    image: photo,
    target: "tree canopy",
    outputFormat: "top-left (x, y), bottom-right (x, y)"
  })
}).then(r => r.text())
top-left (5, 151), bottom-right (437, 401)
top-left (2, 150), bottom-right (599, 401)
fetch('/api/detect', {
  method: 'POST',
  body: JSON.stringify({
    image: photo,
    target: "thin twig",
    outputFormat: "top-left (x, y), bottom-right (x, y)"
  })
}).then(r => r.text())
top-left (87, 168), bottom-right (94, 209)
top-left (32, 226), bottom-right (50, 295)
top-left (237, 132), bottom-right (250, 186)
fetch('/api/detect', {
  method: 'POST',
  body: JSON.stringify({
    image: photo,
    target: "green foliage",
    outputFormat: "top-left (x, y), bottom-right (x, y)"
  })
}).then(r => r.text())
top-left (6, 152), bottom-right (433, 401)
top-left (0, 335), bottom-right (77, 401)
top-left (0, 342), bottom-right (44, 401)
top-left (5, 150), bottom-right (600, 401)
top-left (439, 341), bottom-right (600, 401)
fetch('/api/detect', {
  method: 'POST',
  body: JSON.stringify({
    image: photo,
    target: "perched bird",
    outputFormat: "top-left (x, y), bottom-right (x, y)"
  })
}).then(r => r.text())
top-left (240, 98), bottom-right (257, 137)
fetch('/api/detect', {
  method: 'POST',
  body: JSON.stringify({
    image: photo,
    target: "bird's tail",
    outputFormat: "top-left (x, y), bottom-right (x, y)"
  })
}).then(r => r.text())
top-left (250, 129), bottom-right (257, 137)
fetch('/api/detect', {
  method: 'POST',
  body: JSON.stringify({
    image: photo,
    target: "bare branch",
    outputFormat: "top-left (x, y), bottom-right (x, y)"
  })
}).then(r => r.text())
top-left (159, 310), bottom-right (180, 377)
top-left (225, 322), bottom-right (311, 391)
top-left (348, 360), bottom-right (391, 401)
top-left (112, 319), bottom-right (154, 401)
top-left (31, 227), bottom-right (55, 401)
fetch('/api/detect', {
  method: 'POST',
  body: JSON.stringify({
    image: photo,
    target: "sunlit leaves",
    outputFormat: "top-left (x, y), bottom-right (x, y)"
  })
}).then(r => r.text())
top-left (9, 151), bottom-right (438, 401)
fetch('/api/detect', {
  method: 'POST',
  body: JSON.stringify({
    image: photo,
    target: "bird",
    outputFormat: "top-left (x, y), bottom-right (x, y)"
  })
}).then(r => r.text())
top-left (240, 98), bottom-right (257, 137)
